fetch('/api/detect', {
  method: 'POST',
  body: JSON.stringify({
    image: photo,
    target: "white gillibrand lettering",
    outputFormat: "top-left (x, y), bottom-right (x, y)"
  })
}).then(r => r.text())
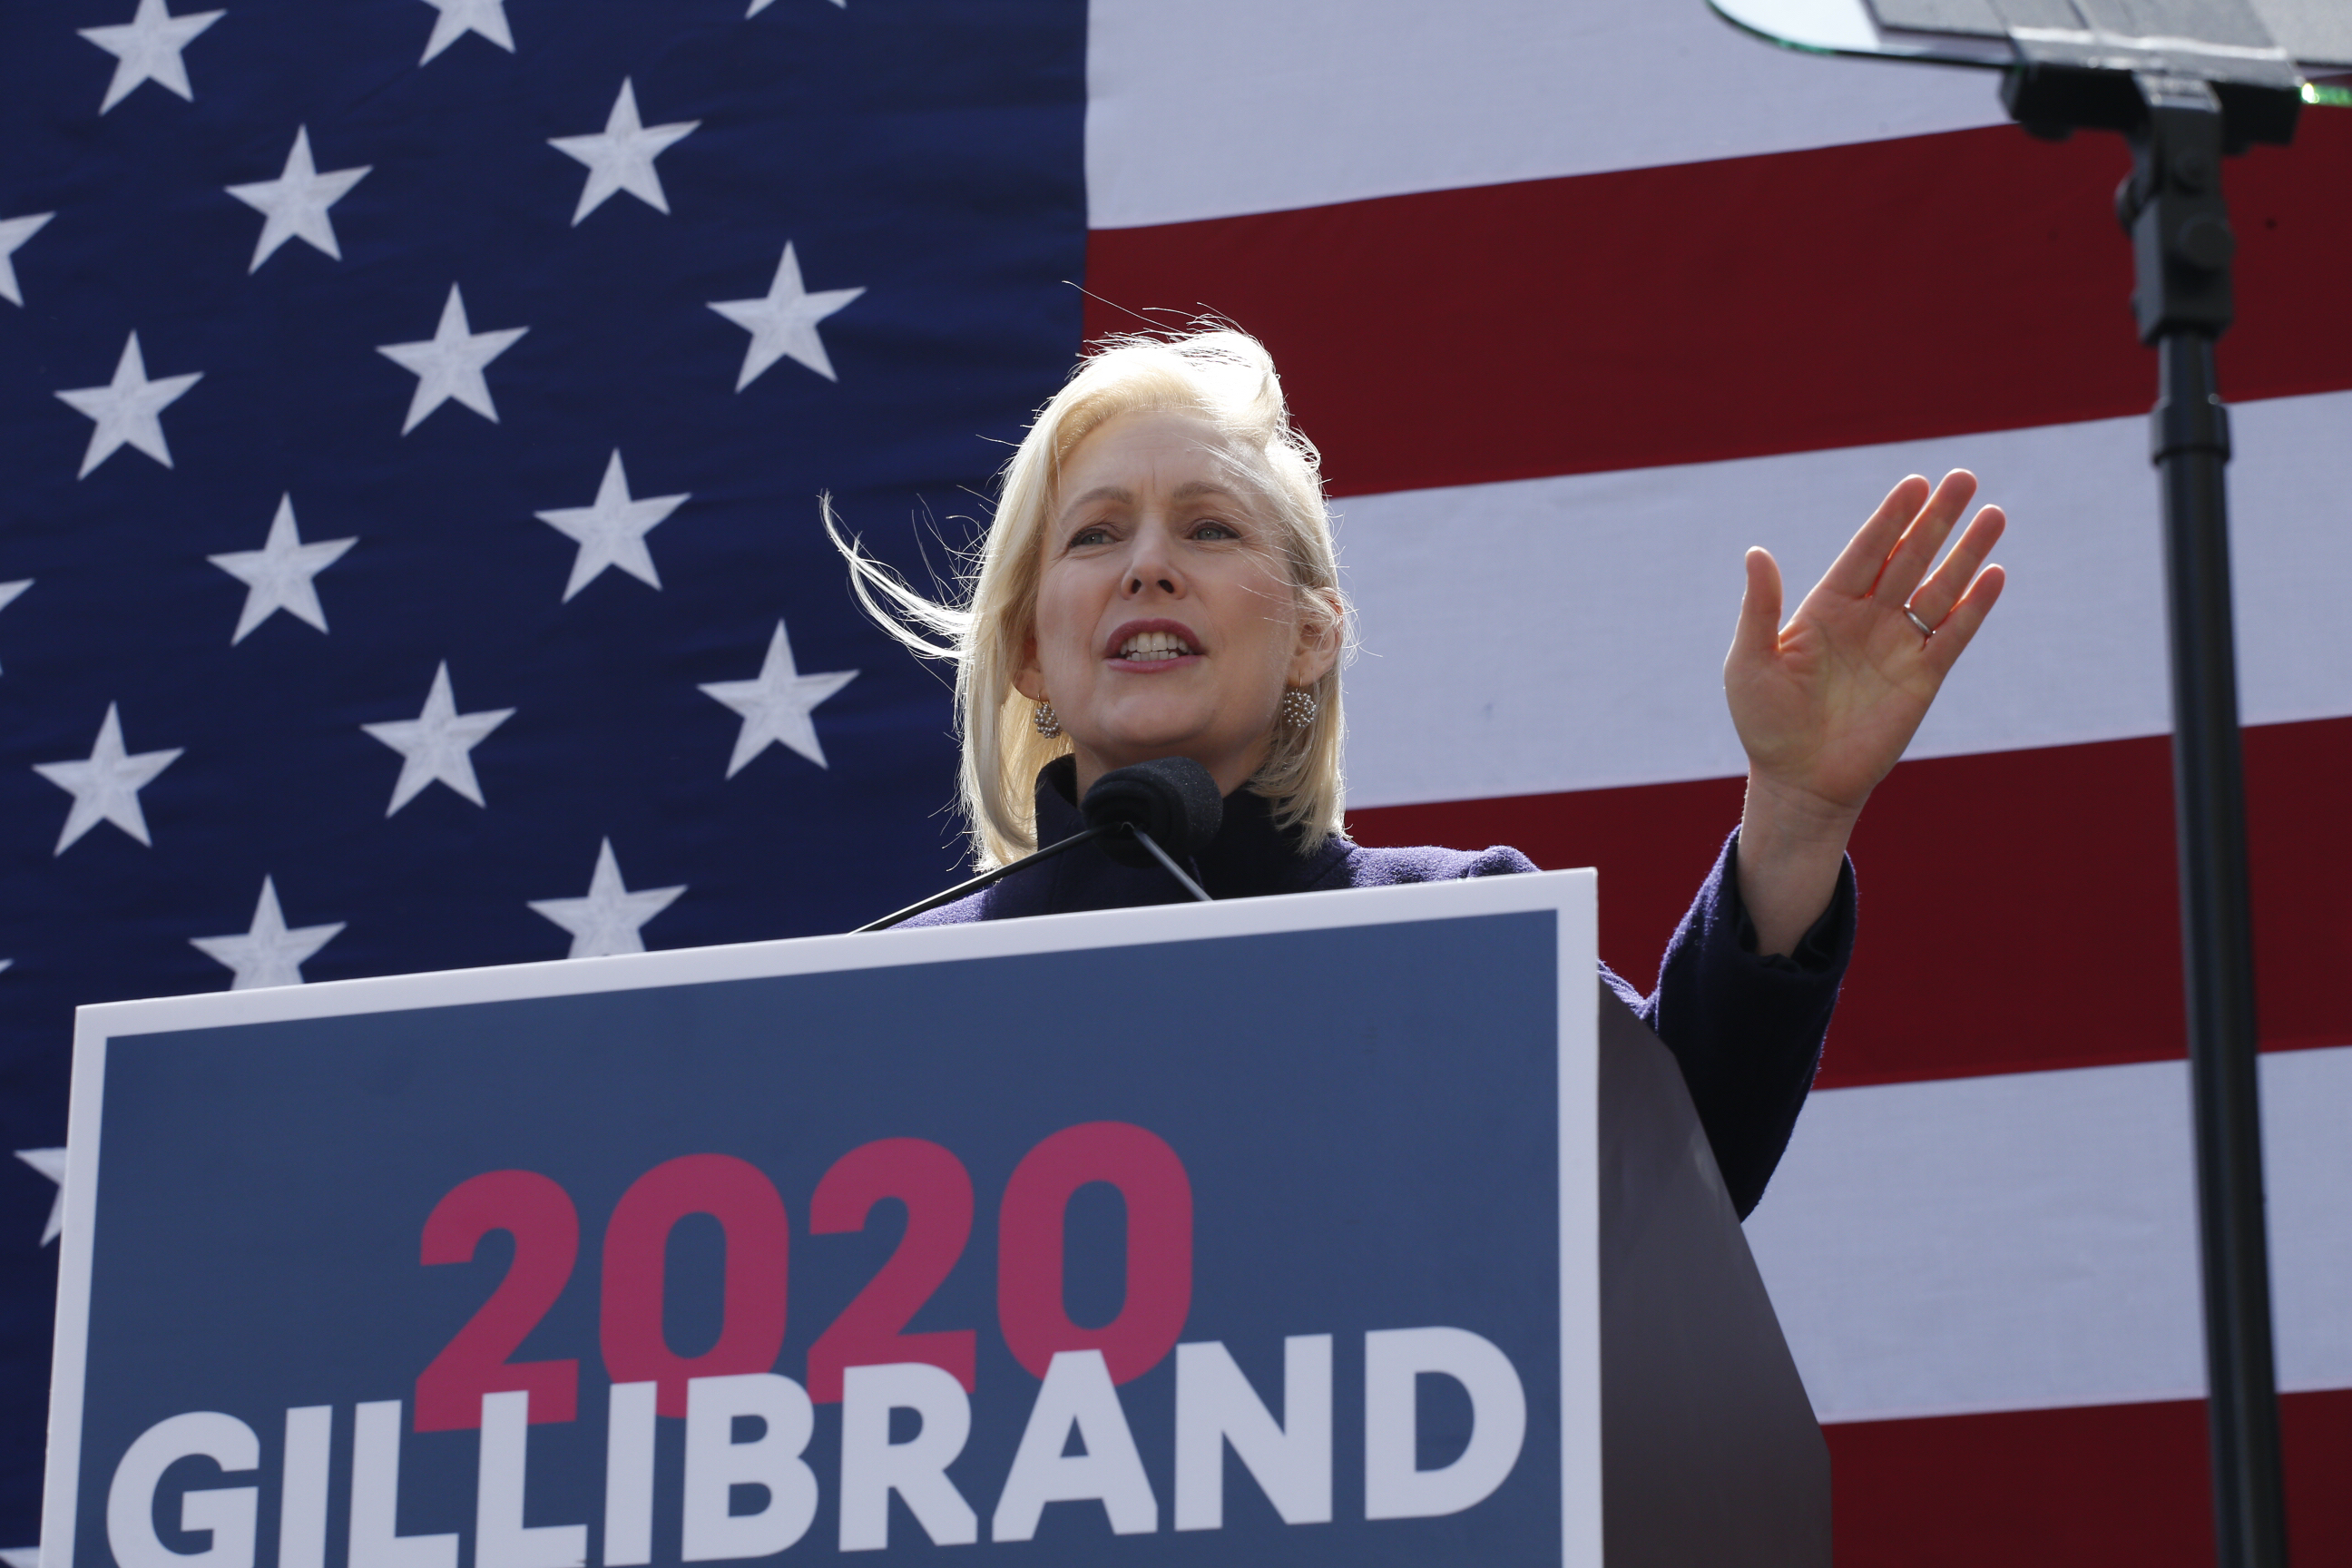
top-left (349, 1402), bottom-right (457, 1568)
top-left (680, 1374), bottom-right (818, 1560)
top-left (277, 1407), bottom-right (331, 1568)
top-left (475, 1392), bottom-right (587, 1568)
top-left (838, 1363), bottom-right (979, 1551)
top-left (990, 1349), bottom-right (1159, 1542)
top-left (1362, 1328), bottom-right (1527, 1520)
top-left (600, 1383), bottom-right (657, 1567)
top-left (1173, 1337), bottom-right (1333, 1529)
top-left (107, 1412), bottom-right (261, 1568)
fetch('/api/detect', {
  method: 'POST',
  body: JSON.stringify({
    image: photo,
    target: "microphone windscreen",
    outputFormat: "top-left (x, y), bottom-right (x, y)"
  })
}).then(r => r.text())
top-left (1082, 757), bottom-right (1224, 868)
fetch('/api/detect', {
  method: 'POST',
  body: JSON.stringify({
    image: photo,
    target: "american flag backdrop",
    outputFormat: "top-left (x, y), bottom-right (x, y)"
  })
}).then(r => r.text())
top-left (0, 0), bottom-right (1083, 1549)
top-left (5, 1), bottom-right (2352, 1564)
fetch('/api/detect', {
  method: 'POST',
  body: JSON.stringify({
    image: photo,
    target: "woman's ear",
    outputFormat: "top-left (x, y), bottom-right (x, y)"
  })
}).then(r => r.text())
top-left (1012, 629), bottom-right (1046, 702)
top-left (1288, 589), bottom-right (1344, 688)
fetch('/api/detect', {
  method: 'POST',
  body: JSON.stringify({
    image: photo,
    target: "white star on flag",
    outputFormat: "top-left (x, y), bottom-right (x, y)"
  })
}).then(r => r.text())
top-left (190, 877), bottom-right (345, 990)
top-left (534, 450), bottom-right (688, 601)
top-left (550, 79), bottom-right (699, 226)
top-left (708, 241), bottom-right (865, 388)
top-left (417, 0), bottom-right (513, 64)
top-left (33, 702), bottom-right (183, 855)
top-left (225, 126), bottom-right (370, 273)
top-left (209, 495), bottom-right (356, 644)
top-left (1, 1544), bottom-right (38, 1568)
top-left (79, 0), bottom-right (225, 114)
top-left (14, 1149), bottom-right (65, 1248)
top-left (362, 662), bottom-right (514, 815)
top-left (0, 212), bottom-right (54, 307)
top-left (529, 839), bottom-right (686, 958)
top-left (377, 284), bottom-right (526, 435)
top-left (0, 580), bottom-right (29, 673)
top-left (55, 332), bottom-right (202, 478)
top-left (701, 620), bottom-right (857, 775)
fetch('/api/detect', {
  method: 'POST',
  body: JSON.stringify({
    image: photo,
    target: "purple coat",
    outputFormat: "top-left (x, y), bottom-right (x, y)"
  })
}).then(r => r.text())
top-left (905, 759), bottom-right (1853, 1216)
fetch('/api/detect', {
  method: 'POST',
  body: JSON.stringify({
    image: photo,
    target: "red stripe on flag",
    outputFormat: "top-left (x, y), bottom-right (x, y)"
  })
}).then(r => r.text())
top-left (1347, 714), bottom-right (2352, 1089)
top-left (1083, 116), bottom-right (2352, 497)
top-left (1821, 1387), bottom-right (2352, 1566)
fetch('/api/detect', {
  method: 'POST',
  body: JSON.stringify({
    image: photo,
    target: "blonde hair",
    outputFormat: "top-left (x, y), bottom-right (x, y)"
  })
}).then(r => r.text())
top-left (831, 328), bottom-right (1352, 870)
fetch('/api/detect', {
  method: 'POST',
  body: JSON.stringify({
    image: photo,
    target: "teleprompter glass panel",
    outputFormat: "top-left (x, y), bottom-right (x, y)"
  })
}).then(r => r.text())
top-left (2249, 0), bottom-right (2352, 65)
top-left (1710, 0), bottom-right (2352, 72)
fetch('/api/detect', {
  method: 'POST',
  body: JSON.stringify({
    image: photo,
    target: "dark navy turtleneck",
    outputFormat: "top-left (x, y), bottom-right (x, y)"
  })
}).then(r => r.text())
top-left (904, 757), bottom-right (1854, 1216)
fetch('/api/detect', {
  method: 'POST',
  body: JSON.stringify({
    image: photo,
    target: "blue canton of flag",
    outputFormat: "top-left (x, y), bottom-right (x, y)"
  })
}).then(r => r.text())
top-left (0, 0), bottom-right (1089, 1545)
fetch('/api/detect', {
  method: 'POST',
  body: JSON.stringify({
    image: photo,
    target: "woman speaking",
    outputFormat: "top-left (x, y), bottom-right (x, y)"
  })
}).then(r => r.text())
top-left (838, 330), bottom-right (2004, 1215)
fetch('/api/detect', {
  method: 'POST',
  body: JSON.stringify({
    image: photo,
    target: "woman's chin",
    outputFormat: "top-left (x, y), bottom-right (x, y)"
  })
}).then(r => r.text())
top-left (1077, 715), bottom-right (1252, 776)
top-left (1089, 735), bottom-right (1208, 769)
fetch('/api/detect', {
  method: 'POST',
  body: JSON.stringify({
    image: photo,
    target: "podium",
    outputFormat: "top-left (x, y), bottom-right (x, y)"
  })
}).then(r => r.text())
top-left (42, 870), bottom-right (1825, 1567)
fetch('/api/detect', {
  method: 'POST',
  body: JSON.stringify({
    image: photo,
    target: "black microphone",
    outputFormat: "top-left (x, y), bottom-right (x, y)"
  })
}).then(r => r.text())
top-left (853, 757), bottom-right (1221, 932)
top-left (1082, 757), bottom-right (1222, 867)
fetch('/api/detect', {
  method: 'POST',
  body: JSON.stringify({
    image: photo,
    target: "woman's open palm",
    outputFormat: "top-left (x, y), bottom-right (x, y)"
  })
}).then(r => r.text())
top-left (1726, 470), bottom-right (2007, 818)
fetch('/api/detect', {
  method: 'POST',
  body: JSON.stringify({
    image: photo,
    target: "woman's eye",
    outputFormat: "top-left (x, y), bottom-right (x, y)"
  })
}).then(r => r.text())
top-left (1191, 520), bottom-right (1240, 542)
top-left (1069, 526), bottom-right (1112, 547)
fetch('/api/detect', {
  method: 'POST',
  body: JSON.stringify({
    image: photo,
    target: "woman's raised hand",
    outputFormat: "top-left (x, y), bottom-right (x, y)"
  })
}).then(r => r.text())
top-left (1724, 470), bottom-right (2006, 954)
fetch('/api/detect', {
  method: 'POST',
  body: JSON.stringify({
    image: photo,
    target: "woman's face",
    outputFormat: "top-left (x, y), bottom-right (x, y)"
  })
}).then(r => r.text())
top-left (1018, 408), bottom-right (1338, 797)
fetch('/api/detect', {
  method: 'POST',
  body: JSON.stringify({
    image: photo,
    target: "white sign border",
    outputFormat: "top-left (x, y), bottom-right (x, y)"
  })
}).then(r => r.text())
top-left (44, 868), bottom-right (1601, 1568)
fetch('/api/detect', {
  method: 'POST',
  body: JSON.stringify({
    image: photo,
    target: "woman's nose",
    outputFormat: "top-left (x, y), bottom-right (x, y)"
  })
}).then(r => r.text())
top-left (1122, 523), bottom-right (1183, 598)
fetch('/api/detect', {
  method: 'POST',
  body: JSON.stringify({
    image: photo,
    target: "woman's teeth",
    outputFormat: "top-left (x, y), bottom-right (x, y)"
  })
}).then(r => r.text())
top-left (1119, 631), bottom-right (1193, 662)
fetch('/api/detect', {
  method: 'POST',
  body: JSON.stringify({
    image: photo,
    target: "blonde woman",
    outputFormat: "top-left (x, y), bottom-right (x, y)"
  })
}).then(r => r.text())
top-left (838, 330), bottom-right (2004, 1215)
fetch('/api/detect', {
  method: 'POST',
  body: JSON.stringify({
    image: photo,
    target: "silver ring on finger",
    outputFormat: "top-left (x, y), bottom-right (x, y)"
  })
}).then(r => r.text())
top-left (1903, 605), bottom-right (1936, 639)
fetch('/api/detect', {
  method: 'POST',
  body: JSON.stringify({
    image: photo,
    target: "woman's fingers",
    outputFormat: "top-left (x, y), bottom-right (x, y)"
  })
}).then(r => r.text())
top-left (1904, 504), bottom-right (2006, 626)
top-left (1870, 470), bottom-right (1980, 610)
top-left (1923, 562), bottom-right (2007, 676)
top-left (1730, 545), bottom-right (1785, 668)
top-left (1819, 474), bottom-right (1932, 599)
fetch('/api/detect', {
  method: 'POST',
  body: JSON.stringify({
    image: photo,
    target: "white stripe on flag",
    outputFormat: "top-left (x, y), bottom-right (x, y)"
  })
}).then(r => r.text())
top-left (1084, 0), bottom-right (2005, 228)
top-left (1742, 1045), bottom-right (2352, 1425)
top-left (1332, 389), bottom-right (2352, 807)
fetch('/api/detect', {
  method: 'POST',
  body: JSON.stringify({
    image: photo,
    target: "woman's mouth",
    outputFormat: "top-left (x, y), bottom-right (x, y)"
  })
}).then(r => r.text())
top-left (1118, 629), bottom-right (1199, 662)
top-left (1107, 621), bottom-right (1203, 664)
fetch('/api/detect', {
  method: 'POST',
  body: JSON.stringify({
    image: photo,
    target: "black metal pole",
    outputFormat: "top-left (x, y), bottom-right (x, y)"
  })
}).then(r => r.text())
top-left (2151, 325), bottom-right (2290, 1568)
top-left (1992, 55), bottom-right (2303, 1568)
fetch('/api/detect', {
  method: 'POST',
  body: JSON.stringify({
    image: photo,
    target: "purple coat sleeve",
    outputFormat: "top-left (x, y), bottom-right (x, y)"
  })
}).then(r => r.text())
top-left (1619, 830), bottom-right (1855, 1219)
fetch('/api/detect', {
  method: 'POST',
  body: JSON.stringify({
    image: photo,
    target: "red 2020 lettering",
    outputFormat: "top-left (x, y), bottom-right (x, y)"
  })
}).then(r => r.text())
top-left (414, 1126), bottom-right (1193, 1429)
top-left (997, 1122), bottom-right (1193, 1383)
top-left (415, 1170), bottom-right (580, 1431)
top-left (600, 1153), bottom-right (791, 1417)
top-left (804, 1138), bottom-right (975, 1403)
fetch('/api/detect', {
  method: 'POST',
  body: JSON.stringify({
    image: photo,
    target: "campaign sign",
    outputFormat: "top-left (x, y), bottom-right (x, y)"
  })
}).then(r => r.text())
top-left (43, 873), bottom-right (1602, 1568)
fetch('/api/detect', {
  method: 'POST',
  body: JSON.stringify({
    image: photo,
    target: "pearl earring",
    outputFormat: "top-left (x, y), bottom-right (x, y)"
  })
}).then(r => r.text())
top-left (1279, 688), bottom-right (1318, 729)
top-left (1033, 701), bottom-right (1062, 739)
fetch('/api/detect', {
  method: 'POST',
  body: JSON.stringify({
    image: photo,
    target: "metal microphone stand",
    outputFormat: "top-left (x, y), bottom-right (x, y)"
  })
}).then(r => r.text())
top-left (2004, 61), bottom-right (2303, 1568)
top-left (852, 821), bottom-right (1210, 934)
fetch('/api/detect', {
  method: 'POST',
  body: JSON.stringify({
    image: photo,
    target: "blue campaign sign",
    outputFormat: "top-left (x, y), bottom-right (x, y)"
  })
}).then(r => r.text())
top-left (43, 873), bottom-right (1601, 1568)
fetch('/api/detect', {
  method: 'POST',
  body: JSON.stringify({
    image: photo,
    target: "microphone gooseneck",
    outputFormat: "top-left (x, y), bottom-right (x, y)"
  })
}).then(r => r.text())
top-left (852, 756), bottom-right (1220, 932)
